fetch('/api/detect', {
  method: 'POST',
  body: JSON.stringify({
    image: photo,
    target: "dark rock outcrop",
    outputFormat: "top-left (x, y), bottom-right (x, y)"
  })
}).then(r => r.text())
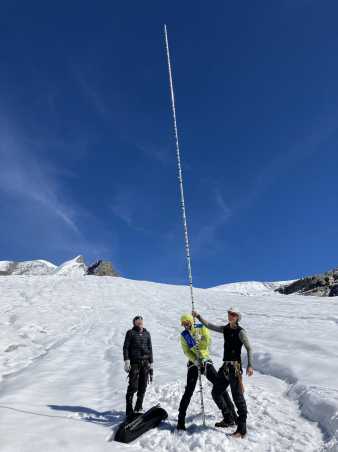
top-left (329, 284), bottom-right (338, 297)
top-left (87, 260), bottom-right (119, 277)
top-left (0, 262), bottom-right (16, 275)
top-left (276, 267), bottom-right (338, 297)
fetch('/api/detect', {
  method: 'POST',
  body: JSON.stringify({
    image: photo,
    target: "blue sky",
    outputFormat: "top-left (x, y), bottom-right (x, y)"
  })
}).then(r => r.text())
top-left (1, 1), bottom-right (338, 287)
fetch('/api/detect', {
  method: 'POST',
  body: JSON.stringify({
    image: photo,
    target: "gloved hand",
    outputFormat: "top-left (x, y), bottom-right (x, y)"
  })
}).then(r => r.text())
top-left (124, 360), bottom-right (131, 373)
top-left (194, 358), bottom-right (208, 366)
top-left (201, 358), bottom-right (211, 365)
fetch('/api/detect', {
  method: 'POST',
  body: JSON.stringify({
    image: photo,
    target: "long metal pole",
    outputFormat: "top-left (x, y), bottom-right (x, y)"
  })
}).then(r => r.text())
top-left (163, 24), bottom-right (206, 426)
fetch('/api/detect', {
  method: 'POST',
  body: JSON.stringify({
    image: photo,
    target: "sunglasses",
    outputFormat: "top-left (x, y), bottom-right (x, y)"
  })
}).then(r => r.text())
top-left (228, 312), bottom-right (238, 317)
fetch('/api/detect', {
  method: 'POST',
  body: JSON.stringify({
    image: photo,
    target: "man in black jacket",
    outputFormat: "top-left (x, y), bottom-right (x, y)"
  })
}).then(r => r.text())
top-left (123, 315), bottom-right (153, 420)
top-left (192, 307), bottom-right (253, 438)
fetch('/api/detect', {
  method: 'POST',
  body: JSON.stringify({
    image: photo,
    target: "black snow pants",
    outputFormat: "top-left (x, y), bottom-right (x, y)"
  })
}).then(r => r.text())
top-left (212, 363), bottom-right (247, 428)
top-left (126, 359), bottom-right (150, 417)
top-left (178, 361), bottom-right (236, 421)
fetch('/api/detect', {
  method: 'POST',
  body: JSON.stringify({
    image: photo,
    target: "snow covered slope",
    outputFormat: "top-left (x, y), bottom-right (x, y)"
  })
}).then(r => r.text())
top-left (0, 274), bottom-right (337, 451)
top-left (210, 280), bottom-right (295, 296)
top-left (0, 255), bottom-right (87, 277)
top-left (53, 255), bottom-right (87, 276)
top-left (0, 259), bottom-right (57, 275)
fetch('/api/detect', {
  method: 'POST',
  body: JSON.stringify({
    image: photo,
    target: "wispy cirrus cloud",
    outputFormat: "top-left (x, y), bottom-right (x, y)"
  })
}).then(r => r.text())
top-left (191, 187), bottom-right (232, 255)
top-left (0, 114), bottom-right (115, 263)
top-left (110, 189), bottom-right (152, 235)
top-left (70, 63), bottom-right (115, 124)
top-left (74, 69), bottom-right (110, 120)
top-left (73, 66), bottom-right (174, 168)
top-left (0, 121), bottom-right (79, 233)
top-left (110, 191), bottom-right (134, 227)
top-left (136, 143), bottom-right (172, 166)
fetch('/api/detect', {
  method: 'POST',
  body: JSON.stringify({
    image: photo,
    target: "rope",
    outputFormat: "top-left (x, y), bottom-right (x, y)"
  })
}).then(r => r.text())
top-left (163, 24), bottom-right (206, 426)
top-left (0, 404), bottom-right (83, 421)
top-left (0, 404), bottom-right (118, 425)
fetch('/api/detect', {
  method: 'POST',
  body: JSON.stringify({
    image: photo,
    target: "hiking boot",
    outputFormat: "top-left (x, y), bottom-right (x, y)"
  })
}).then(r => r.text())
top-left (134, 395), bottom-right (144, 413)
top-left (215, 414), bottom-right (236, 428)
top-left (215, 418), bottom-right (236, 428)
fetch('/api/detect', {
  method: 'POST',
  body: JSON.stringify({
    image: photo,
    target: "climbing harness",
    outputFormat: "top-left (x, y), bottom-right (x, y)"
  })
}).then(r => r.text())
top-left (223, 361), bottom-right (245, 394)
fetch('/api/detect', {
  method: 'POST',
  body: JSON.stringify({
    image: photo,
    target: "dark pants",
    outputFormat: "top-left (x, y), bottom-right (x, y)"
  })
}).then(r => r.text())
top-left (178, 361), bottom-right (236, 421)
top-left (212, 363), bottom-right (247, 425)
top-left (126, 360), bottom-right (150, 416)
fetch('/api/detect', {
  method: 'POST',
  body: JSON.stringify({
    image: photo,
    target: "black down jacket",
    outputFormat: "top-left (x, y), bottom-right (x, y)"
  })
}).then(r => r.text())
top-left (123, 326), bottom-right (153, 364)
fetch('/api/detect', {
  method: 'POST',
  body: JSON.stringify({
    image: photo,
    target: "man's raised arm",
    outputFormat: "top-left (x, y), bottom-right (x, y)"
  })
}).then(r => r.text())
top-left (192, 311), bottom-right (224, 333)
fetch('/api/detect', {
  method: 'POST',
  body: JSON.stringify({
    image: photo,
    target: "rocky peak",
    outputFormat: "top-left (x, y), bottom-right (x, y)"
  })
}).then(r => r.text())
top-left (86, 260), bottom-right (119, 276)
top-left (276, 267), bottom-right (338, 297)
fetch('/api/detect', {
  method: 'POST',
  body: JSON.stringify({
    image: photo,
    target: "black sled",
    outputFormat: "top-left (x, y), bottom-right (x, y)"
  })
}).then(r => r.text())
top-left (114, 404), bottom-right (168, 443)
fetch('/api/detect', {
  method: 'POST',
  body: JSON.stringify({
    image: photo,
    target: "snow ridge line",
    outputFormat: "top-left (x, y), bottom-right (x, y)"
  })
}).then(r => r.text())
top-left (253, 351), bottom-right (338, 451)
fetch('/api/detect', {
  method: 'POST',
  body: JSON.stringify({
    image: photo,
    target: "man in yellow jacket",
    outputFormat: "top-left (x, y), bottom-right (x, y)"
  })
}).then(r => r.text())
top-left (177, 314), bottom-right (236, 430)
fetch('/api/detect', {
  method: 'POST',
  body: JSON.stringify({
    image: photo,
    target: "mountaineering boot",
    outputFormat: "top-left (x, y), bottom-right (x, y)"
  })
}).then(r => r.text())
top-left (231, 419), bottom-right (247, 438)
top-left (215, 415), bottom-right (236, 428)
top-left (134, 396), bottom-right (144, 413)
top-left (215, 418), bottom-right (236, 428)
top-left (215, 410), bottom-right (237, 428)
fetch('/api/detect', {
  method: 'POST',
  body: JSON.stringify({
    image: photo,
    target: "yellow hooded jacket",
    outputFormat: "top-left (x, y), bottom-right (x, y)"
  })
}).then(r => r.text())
top-left (180, 314), bottom-right (211, 363)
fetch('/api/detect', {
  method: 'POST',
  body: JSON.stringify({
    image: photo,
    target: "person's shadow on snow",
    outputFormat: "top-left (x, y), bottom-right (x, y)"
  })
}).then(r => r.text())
top-left (48, 405), bottom-right (125, 427)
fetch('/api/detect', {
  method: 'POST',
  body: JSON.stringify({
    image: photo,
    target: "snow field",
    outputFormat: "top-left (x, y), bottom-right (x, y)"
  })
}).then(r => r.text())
top-left (0, 273), bottom-right (336, 450)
